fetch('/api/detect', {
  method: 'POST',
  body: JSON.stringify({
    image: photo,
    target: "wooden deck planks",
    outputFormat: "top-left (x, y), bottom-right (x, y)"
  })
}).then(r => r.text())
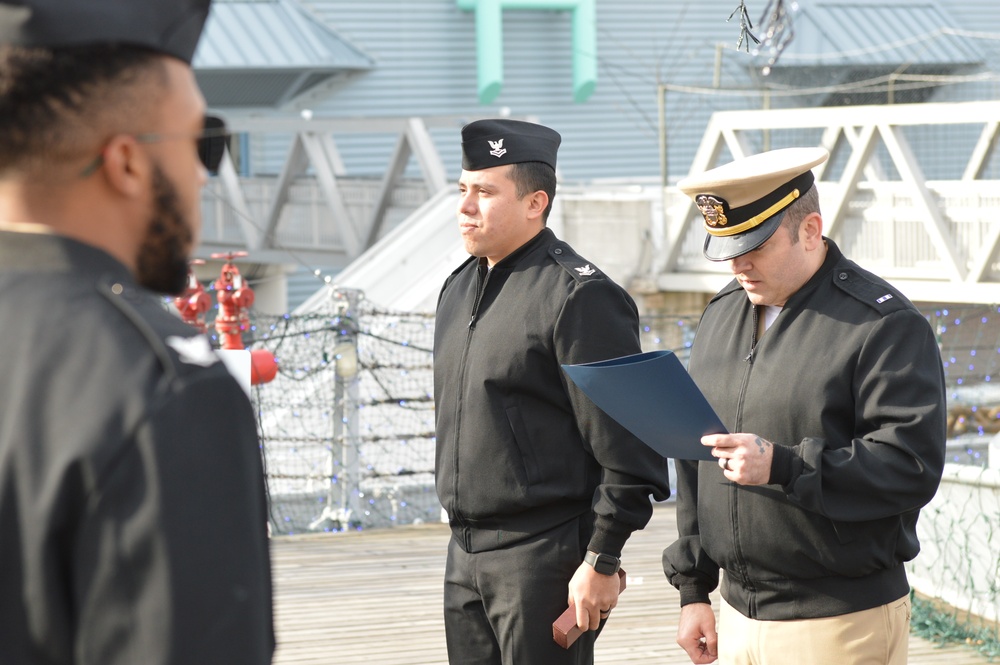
top-left (271, 502), bottom-right (990, 664)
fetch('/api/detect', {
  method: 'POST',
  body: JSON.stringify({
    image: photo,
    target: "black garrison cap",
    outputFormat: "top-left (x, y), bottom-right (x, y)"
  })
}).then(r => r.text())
top-left (461, 119), bottom-right (561, 172)
top-left (0, 0), bottom-right (211, 64)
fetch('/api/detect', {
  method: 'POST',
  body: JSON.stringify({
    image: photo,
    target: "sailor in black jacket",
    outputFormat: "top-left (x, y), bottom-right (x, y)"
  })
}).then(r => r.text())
top-left (0, 3), bottom-right (274, 663)
top-left (435, 119), bottom-right (670, 664)
top-left (661, 148), bottom-right (946, 664)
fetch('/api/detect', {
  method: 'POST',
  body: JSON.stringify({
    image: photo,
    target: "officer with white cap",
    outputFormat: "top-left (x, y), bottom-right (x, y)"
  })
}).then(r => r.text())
top-left (662, 148), bottom-right (946, 664)
top-left (687, 146), bottom-right (829, 262)
top-left (0, 2), bottom-right (274, 664)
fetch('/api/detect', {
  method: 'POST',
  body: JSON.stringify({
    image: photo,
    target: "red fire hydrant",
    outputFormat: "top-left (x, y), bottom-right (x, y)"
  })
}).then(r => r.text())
top-left (212, 251), bottom-right (255, 351)
top-left (210, 252), bottom-right (277, 385)
top-left (174, 260), bottom-right (212, 333)
top-left (173, 253), bottom-right (278, 385)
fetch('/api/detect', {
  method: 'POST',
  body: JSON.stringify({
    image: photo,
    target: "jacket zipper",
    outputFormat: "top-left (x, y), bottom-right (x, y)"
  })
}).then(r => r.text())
top-left (468, 262), bottom-right (489, 330)
top-left (452, 262), bottom-right (490, 542)
top-left (732, 304), bottom-right (759, 617)
top-left (743, 305), bottom-right (758, 363)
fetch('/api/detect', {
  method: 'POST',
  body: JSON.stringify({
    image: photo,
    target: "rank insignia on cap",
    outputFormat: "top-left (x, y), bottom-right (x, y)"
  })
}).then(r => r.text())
top-left (696, 194), bottom-right (729, 228)
top-left (488, 138), bottom-right (506, 158)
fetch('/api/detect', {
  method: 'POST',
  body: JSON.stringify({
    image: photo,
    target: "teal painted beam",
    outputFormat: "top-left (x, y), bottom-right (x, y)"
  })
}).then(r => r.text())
top-left (570, 0), bottom-right (596, 103)
top-left (457, 0), bottom-right (597, 104)
top-left (471, 0), bottom-right (503, 104)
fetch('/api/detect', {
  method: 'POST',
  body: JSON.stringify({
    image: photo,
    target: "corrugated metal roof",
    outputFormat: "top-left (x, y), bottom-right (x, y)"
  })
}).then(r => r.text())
top-left (195, 0), bottom-right (373, 70)
top-left (764, 0), bottom-right (984, 67)
top-left (193, 0), bottom-right (373, 107)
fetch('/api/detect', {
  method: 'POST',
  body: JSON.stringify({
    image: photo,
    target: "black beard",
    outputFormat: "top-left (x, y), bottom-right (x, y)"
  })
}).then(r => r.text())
top-left (135, 165), bottom-right (193, 295)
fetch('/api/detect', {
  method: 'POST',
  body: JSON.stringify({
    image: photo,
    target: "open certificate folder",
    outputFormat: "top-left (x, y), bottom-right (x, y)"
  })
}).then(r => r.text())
top-left (562, 350), bottom-right (726, 461)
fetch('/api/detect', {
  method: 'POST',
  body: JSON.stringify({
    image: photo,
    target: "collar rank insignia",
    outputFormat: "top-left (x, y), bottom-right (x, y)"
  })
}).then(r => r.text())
top-left (488, 138), bottom-right (506, 158)
top-left (695, 194), bottom-right (729, 227)
top-left (575, 264), bottom-right (596, 277)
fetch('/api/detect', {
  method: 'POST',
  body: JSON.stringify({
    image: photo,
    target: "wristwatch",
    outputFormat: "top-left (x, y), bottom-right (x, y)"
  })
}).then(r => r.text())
top-left (584, 550), bottom-right (621, 576)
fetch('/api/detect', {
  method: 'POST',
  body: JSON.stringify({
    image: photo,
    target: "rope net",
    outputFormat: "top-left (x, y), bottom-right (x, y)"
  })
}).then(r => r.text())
top-left (250, 292), bottom-right (437, 534)
top-left (245, 295), bottom-right (999, 656)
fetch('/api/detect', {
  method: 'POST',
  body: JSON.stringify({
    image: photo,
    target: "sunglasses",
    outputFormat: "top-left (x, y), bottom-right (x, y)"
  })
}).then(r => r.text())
top-left (80, 115), bottom-right (230, 177)
top-left (195, 115), bottom-right (229, 173)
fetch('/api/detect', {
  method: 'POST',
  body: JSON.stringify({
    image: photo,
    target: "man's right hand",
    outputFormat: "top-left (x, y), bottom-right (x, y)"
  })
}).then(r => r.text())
top-left (676, 602), bottom-right (718, 664)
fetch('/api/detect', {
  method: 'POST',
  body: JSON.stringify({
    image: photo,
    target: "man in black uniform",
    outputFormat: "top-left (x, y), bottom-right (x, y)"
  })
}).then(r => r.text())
top-left (434, 118), bottom-right (671, 664)
top-left (662, 147), bottom-right (946, 664)
top-left (0, 2), bottom-right (274, 664)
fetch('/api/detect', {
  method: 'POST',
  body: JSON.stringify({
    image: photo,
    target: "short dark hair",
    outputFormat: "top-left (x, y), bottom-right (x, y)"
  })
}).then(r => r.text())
top-left (781, 181), bottom-right (821, 243)
top-left (508, 161), bottom-right (557, 223)
top-left (0, 44), bottom-right (166, 175)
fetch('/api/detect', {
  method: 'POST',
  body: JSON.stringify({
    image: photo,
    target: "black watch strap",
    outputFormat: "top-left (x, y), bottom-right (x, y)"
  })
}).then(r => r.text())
top-left (584, 550), bottom-right (621, 576)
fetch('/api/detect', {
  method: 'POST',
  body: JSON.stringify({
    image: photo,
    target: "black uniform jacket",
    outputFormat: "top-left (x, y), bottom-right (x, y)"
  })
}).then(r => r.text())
top-left (0, 231), bottom-right (274, 664)
top-left (434, 228), bottom-right (670, 557)
top-left (663, 239), bottom-right (946, 621)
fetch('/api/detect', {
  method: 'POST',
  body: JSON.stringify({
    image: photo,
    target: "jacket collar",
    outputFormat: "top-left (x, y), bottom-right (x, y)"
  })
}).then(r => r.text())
top-left (781, 237), bottom-right (843, 311)
top-left (487, 227), bottom-right (554, 271)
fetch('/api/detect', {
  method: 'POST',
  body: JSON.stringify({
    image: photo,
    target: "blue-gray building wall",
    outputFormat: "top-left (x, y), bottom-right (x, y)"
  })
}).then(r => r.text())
top-left (244, 0), bottom-right (1000, 184)
top-left (251, 1), bottom-right (767, 182)
top-left (934, 1), bottom-right (1000, 103)
top-left (248, 0), bottom-right (999, 309)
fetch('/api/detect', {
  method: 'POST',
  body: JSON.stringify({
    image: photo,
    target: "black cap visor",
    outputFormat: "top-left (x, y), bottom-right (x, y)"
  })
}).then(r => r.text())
top-left (703, 209), bottom-right (787, 262)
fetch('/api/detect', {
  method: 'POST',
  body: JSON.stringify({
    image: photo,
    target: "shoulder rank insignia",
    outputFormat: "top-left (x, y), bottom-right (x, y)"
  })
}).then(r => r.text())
top-left (575, 264), bottom-right (597, 277)
top-left (166, 335), bottom-right (219, 367)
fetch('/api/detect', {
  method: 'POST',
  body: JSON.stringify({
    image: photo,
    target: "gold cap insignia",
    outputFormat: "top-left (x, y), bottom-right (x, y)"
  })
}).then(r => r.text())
top-left (696, 195), bottom-right (729, 228)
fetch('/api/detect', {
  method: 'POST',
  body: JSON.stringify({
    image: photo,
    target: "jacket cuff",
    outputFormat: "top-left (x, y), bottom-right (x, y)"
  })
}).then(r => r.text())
top-left (678, 584), bottom-right (713, 607)
top-left (587, 514), bottom-right (632, 558)
top-left (769, 443), bottom-right (800, 486)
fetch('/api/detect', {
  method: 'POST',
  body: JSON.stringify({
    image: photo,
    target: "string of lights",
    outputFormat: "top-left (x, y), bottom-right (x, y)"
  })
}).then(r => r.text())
top-left (725, 2), bottom-right (1000, 74)
top-left (763, 26), bottom-right (1000, 62)
top-left (247, 301), bottom-right (1000, 526)
top-left (911, 595), bottom-right (1000, 661)
top-left (660, 70), bottom-right (1000, 98)
top-left (179, 8), bottom-right (1000, 649)
top-left (240, 280), bottom-right (999, 658)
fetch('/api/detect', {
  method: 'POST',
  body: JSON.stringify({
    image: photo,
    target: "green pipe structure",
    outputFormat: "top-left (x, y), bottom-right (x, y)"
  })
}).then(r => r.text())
top-left (456, 0), bottom-right (597, 104)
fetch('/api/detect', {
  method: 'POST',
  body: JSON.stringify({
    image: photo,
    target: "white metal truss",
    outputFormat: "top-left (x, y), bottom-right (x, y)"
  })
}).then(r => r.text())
top-left (200, 105), bottom-right (1000, 306)
top-left (197, 115), bottom-right (459, 269)
top-left (657, 101), bottom-right (1000, 304)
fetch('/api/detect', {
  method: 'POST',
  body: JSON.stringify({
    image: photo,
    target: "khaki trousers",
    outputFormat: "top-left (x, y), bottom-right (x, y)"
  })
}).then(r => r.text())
top-left (718, 594), bottom-right (911, 665)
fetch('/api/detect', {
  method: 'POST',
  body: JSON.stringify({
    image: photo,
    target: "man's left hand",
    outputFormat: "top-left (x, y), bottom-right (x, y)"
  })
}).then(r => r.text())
top-left (568, 561), bottom-right (621, 631)
top-left (703, 433), bottom-right (773, 485)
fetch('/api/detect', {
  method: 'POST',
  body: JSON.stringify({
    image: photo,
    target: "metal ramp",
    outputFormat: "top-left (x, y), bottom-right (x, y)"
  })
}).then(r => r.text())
top-left (295, 188), bottom-right (465, 313)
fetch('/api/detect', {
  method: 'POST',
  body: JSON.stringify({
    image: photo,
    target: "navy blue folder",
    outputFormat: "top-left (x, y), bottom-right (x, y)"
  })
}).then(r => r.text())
top-left (562, 350), bottom-right (726, 461)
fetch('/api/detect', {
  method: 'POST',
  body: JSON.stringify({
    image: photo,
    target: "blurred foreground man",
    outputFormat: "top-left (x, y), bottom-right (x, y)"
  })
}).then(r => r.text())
top-left (662, 147), bottom-right (946, 665)
top-left (0, 2), bottom-right (274, 663)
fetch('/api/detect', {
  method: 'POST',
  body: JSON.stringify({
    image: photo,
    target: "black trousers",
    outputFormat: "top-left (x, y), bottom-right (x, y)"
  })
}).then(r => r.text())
top-left (443, 515), bottom-right (597, 665)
